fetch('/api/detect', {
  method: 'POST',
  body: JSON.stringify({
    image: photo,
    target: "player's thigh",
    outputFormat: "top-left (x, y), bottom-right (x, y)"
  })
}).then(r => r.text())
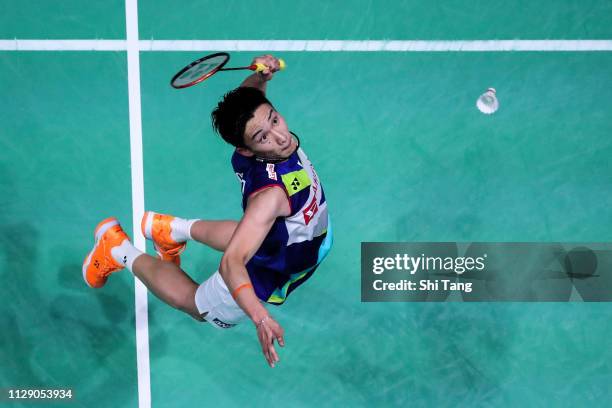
top-left (192, 220), bottom-right (238, 252)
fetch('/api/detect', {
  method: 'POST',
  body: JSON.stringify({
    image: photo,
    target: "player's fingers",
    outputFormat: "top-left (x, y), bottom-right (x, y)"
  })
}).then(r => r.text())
top-left (260, 56), bottom-right (278, 72)
top-left (264, 327), bottom-right (279, 365)
top-left (259, 329), bottom-right (276, 367)
top-left (272, 326), bottom-right (285, 347)
top-left (264, 59), bottom-right (277, 72)
top-left (268, 342), bottom-right (280, 364)
top-left (261, 340), bottom-right (272, 365)
top-left (263, 320), bottom-right (282, 347)
top-left (265, 347), bottom-right (275, 368)
top-left (259, 332), bottom-right (269, 354)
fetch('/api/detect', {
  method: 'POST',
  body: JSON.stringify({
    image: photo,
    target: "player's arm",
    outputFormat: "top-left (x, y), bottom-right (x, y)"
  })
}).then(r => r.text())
top-left (219, 185), bottom-right (291, 367)
top-left (239, 54), bottom-right (282, 94)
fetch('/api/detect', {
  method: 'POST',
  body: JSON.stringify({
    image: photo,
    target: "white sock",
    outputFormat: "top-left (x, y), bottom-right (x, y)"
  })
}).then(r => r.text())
top-left (111, 240), bottom-right (144, 272)
top-left (170, 217), bottom-right (199, 242)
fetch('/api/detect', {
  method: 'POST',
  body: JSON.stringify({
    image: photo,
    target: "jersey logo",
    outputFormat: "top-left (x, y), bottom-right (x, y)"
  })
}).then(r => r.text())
top-left (266, 163), bottom-right (277, 180)
top-left (281, 169), bottom-right (311, 196)
top-left (302, 196), bottom-right (319, 225)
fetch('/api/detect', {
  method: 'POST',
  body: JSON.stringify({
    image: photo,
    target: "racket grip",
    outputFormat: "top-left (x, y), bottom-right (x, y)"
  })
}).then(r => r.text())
top-left (254, 59), bottom-right (286, 73)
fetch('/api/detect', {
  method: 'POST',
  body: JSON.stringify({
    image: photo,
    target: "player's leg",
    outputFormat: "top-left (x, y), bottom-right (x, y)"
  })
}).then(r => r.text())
top-left (189, 220), bottom-right (238, 251)
top-left (83, 217), bottom-right (203, 321)
top-left (142, 212), bottom-right (237, 267)
top-left (131, 254), bottom-right (204, 321)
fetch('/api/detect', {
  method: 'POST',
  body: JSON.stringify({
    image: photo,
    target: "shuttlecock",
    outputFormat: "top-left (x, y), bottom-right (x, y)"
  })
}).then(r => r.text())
top-left (476, 88), bottom-right (499, 115)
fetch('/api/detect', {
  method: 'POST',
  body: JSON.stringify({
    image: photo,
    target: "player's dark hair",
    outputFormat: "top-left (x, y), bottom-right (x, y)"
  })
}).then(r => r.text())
top-left (211, 87), bottom-right (273, 148)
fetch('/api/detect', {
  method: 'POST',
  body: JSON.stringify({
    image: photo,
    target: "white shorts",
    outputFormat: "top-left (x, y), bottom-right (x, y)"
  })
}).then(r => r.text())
top-left (195, 271), bottom-right (252, 330)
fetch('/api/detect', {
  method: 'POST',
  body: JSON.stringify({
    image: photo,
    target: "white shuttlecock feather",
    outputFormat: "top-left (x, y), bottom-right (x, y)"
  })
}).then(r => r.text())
top-left (476, 88), bottom-right (499, 115)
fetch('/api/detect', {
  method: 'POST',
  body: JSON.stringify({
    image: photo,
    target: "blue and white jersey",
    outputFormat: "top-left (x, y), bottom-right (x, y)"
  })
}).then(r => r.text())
top-left (231, 147), bottom-right (332, 305)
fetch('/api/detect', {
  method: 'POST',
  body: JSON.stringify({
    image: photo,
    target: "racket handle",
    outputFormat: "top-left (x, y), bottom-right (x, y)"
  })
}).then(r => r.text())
top-left (253, 59), bottom-right (286, 73)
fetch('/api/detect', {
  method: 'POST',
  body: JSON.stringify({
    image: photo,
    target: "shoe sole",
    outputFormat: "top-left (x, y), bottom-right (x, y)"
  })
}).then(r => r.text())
top-left (82, 217), bottom-right (119, 288)
top-left (141, 211), bottom-right (155, 240)
top-left (141, 211), bottom-right (165, 260)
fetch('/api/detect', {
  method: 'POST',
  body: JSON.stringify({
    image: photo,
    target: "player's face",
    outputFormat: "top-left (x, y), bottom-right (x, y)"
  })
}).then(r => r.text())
top-left (242, 104), bottom-right (296, 160)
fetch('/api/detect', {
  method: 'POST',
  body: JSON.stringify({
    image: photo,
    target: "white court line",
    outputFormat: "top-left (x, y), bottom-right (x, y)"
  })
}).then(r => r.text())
top-left (1, 39), bottom-right (612, 51)
top-left (0, 39), bottom-right (126, 51)
top-left (125, 1), bottom-right (151, 408)
top-left (140, 39), bottom-right (612, 52)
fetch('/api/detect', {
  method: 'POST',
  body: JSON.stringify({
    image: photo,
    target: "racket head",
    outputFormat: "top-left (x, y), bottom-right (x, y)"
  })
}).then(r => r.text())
top-left (170, 52), bottom-right (230, 89)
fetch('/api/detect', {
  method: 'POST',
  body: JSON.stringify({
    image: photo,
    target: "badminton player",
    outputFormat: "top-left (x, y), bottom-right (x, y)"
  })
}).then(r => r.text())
top-left (82, 55), bottom-right (332, 368)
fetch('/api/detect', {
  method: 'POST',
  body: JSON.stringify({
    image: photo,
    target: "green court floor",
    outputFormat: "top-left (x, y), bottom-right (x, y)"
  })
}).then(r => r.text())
top-left (2, 1), bottom-right (612, 407)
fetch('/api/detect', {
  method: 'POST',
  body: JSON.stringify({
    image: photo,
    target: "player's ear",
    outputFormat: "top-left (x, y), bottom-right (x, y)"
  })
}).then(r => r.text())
top-left (236, 147), bottom-right (254, 157)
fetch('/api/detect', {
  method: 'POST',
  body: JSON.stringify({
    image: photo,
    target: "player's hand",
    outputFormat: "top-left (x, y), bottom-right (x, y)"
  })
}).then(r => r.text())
top-left (252, 55), bottom-right (282, 81)
top-left (255, 315), bottom-right (285, 368)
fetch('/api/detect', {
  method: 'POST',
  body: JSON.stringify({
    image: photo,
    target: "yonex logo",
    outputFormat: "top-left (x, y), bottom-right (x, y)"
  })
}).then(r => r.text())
top-left (291, 177), bottom-right (300, 190)
top-left (94, 259), bottom-right (100, 269)
top-left (281, 169), bottom-right (310, 196)
top-left (123, 256), bottom-right (127, 264)
top-left (212, 318), bottom-right (236, 329)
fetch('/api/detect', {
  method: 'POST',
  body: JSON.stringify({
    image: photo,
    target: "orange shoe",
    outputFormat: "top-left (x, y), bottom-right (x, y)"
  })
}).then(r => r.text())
top-left (83, 217), bottom-right (129, 288)
top-left (141, 211), bottom-right (186, 266)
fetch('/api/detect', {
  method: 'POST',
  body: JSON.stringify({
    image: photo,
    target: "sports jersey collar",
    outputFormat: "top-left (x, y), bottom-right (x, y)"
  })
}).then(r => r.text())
top-left (231, 147), bottom-right (300, 174)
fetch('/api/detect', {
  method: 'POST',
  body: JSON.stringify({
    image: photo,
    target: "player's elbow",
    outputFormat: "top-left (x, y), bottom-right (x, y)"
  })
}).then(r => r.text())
top-left (219, 253), bottom-right (244, 279)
